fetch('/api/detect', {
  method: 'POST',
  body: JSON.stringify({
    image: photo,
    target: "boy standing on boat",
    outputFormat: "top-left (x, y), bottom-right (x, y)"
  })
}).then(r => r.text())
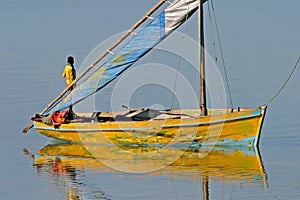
top-left (62, 56), bottom-right (76, 90)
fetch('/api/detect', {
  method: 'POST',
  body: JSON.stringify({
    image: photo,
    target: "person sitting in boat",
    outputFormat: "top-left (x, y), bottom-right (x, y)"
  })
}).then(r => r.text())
top-left (62, 56), bottom-right (76, 91)
top-left (31, 108), bottom-right (82, 128)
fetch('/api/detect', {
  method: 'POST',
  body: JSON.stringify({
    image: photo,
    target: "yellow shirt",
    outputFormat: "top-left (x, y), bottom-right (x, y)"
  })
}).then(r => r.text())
top-left (62, 64), bottom-right (76, 85)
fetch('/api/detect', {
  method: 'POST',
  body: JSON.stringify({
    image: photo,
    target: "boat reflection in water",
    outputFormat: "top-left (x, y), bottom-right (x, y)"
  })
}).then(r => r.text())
top-left (24, 143), bottom-right (268, 200)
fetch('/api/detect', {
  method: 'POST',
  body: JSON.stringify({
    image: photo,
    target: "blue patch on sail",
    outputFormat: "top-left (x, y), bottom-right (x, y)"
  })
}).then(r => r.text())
top-left (45, 12), bottom-right (166, 114)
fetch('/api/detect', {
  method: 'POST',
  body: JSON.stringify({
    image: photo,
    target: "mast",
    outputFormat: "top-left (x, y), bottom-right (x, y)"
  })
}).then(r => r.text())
top-left (202, 173), bottom-right (209, 200)
top-left (199, 0), bottom-right (207, 116)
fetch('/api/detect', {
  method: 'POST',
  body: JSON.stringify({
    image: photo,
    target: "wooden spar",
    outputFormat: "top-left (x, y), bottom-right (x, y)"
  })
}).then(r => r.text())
top-left (22, 0), bottom-right (168, 133)
top-left (199, 0), bottom-right (207, 116)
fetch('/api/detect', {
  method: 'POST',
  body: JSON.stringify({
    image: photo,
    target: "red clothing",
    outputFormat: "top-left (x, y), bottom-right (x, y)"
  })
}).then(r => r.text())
top-left (51, 110), bottom-right (69, 125)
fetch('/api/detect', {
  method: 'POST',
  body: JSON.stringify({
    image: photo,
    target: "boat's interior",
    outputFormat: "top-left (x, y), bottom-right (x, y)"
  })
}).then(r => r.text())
top-left (73, 105), bottom-right (246, 123)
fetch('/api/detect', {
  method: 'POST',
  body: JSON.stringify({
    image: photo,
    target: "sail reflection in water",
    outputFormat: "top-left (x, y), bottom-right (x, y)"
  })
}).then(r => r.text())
top-left (25, 144), bottom-right (268, 199)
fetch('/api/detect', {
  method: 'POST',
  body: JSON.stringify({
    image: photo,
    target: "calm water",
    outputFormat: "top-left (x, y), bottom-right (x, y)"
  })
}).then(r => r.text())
top-left (1, 0), bottom-right (300, 199)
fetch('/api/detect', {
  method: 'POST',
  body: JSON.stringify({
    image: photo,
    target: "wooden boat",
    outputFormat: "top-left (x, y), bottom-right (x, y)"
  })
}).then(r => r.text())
top-left (24, 0), bottom-right (267, 147)
top-left (33, 107), bottom-right (266, 147)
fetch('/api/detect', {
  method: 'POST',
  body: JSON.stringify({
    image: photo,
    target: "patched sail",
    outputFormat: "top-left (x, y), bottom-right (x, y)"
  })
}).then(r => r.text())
top-left (45, 0), bottom-right (200, 115)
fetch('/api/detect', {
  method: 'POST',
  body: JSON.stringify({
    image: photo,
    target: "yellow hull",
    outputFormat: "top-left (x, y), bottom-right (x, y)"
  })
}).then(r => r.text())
top-left (33, 106), bottom-right (267, 147)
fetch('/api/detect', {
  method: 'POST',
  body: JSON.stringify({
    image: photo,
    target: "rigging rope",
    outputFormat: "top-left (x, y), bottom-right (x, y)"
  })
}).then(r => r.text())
top-left (209, 0), bottom-right (234, 109)
top-left (170, 4), bottom-right (190, 110)
top-left (207, 0), bottom-right (218, 63)
top-left (262, 56), bottom-right (300, 106)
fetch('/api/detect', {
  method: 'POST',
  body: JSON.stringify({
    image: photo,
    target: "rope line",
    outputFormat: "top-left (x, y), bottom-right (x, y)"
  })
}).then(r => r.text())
top-left (210, 0), bottom-right (234, 109)
top-left (170, 4), bottom-right (190, 110)
top-left (207, 0), bottom-right (218, 63)
top-left (263, 56), bottom-right (300, 106)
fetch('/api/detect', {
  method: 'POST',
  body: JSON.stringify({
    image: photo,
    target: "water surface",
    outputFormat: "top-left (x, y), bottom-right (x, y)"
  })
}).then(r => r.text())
top-left (0, 0), bottom-right (299, 199)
